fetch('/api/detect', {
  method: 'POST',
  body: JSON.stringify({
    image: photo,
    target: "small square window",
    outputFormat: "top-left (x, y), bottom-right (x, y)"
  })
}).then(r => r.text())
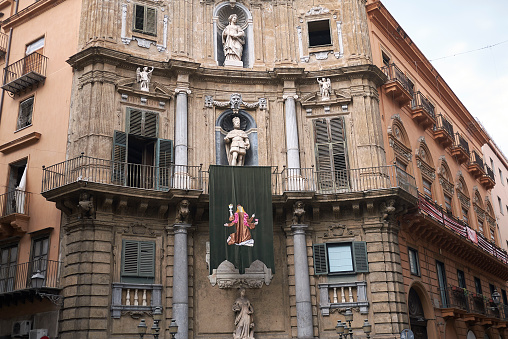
top-left (328, 243), bottom-right (353, 273)
top-left (308, 20), bottom-right (332, 47)
top-left (133, 4), bottom-right (157, 36)
top-left (408, 247), bottom-right (420, 276)
top-left (17, 97), bottom-right (34, 130)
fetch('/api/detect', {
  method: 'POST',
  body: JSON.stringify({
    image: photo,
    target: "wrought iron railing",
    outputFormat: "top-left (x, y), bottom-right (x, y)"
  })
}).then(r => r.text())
top-left (434, 114), bottom-right (454, 137)
top-left (411, 91), bottom-right (435, 119)
top-left (485, 165), bottom-right (495, 181)
top-left (42, 154), bottom-right (203, 192)
top-left (381, 63), bottom-right (414, 97)
top-left (439, 286), bottom-right (507, 319)
top-left (470, 150), bottom-right (484, 169)
top-left (0, 259), bottom-right (60, 294)
top-left (0, 32), bottom-right (8, 54)
top-left (0, 190), bottom-right (30, 217)
top-left (453, 132), bottom-right (469, 154)
top-left (4, 52), bottom-right (48, 84)
top-left (445, 286), bottom-right (470, 312)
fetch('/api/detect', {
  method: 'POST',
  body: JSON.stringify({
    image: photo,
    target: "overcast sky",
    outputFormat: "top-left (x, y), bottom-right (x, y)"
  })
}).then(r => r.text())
top-left (380, 0), bottom-right (508, 158)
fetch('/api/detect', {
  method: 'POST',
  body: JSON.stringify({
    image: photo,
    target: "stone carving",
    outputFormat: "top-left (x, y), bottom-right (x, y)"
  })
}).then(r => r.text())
top-left (209, 260), bottom-right (273, 288)
top-left (223, 14), bottom-right (245, 67)
top-left (208, 93), bottom-right (262, 113)
top-left (314, 51), bottom-right (331, 60)
top-left (204, 95), bottom-right (214, 108)
top-left (232, 288), bottom-right (255, 339)
top-left (136, 66), bottom-right (154, 92)
top-left (175, 199), bottom-right (191, 224)
top-left (317, 78), bottom-right (331, 101)
top-left (306, 6), bottom-right (330, 16)
top-left (77, 192), bottom-right (95, 219)
top-left (381, 199), bottom-right (396, 220)
top-left (224, 116), bottom-right (250, 166)
top-left (258, 98), bottom-right (267, 110)
top-left (323, 224), bottom-right (357, 238)
top-left (292, 201), bottom-right (305, 225)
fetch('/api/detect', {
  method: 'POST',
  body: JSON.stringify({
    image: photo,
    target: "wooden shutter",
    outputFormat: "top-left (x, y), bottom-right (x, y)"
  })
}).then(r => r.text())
top-left (144, 112), bottom-right (158, 138)
top-left (139, 241), bottom-right (155, 278)
top-left (314, 119), bottom-right (334, 191)
top-left (17, 97), bottom-right (34, 129)
top-left (121, 240), bottom-right (155, 282)
top-left (112, 131), bottom-right (127, 184)
top-left (352, 241), bottom-right (369, 273)
top-left (313, 243), bottom-right (328, 275)
top-left (330, 117), bottom-right (348, 187)
top-left (128, 109), bottom-right (158, 138)
top-left (156, 138), bottom-right (173, 189)
top-left (128, 109), bottom-right (143, 136)
top-left (122, 240), bottom-right (139, 277)
top-left (145, 7), bottom-right (157, 35)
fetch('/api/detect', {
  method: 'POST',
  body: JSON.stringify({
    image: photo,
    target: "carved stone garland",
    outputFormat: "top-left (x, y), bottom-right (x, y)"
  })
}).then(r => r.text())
top-left (205, 93), bottom-right (267, 114)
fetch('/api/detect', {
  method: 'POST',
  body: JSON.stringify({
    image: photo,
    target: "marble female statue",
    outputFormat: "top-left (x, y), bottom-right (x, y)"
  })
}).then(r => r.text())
top-left (222, 14), bottom-right (245, 67)
top-left (136, 66), bottom-right (154, 92)
top-left (224, 116), bottom-right (250, 166)
top-left (232, 288), bottom-right (255, 339)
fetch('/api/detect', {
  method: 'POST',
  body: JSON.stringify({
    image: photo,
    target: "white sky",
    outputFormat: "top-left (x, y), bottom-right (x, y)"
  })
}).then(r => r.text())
top-left (380, 0), bottom-right (508, 157)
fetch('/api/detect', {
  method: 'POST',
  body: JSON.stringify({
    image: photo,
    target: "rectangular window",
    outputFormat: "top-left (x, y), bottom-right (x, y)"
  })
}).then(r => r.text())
top-left (30, 236), bottom-right (49, 281)
top-left (444, 194), bottom-right (452, 213)
top-left (478, 219), bottom-right (484, 233)
top-left (0, 244), bottom-right (18, 293)
top-left (457, 269), bottom-right (466, 289)
top-left (408, 247), bottom-right (420, 276)
top-left (490, 158), bottom-right (495, 172)
top-left (308, 20), bottom-right (332, 47)
top-left (25, 36), bottom-right (44, 55)
top-left (133, 4), bottom-right (157, 36)
top-left (499, 197), bottom-right (504, 215)
top-left (422, 178), bottom-right (432, 199)
top-left (490, 283), bottom-right (496, 296)
top-left (436, 260), bottom-right (448, 307)
top-left (382, 52), bottom-right (390, 68)
top-left (313, 242), bottom-right (368, 275)
top-left (121, 239), bottom-right (155, 283)
top-left (502, 289), bottom-right (508, 305)
top-left (474, 277), bottom-right (482, 295)
top-left (7, 159), bottom-right (27, 215)
top-left (490, 228), bottom-right (495, 241)
top-left (17, 97), bottom-right (34, 130)
top-left (462, 207), bottom-right (469, 224)
top-left (499, 169), bottom-right (504, 184)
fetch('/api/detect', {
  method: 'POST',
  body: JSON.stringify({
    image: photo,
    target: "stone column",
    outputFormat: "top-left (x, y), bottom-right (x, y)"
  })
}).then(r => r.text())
top-left (284, 94), bottom-right (301, 171)
top-left (172, 223), bottom-right (191, 339)
top-left (174, 89), bottom-right (190, 167)
top-left (291, 224), bottom-right (313, 339)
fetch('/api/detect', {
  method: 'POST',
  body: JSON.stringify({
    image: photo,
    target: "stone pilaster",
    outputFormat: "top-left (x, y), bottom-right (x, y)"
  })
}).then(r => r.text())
top-left (343, 0), bottom-right (372, 65)
top-left (171, 223), bottom-right (191, 339)
top-left (291, 224), bottom-right (313, 339)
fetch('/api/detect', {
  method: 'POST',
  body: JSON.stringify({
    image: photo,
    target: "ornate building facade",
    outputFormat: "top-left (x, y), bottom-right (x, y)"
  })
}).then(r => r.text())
top-left (0, 0), bottom-right (507, 339)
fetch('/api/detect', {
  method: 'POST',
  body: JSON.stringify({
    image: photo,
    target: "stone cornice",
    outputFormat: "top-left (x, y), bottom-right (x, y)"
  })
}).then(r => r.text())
top-left (2, 0), bottom-right (66, 29)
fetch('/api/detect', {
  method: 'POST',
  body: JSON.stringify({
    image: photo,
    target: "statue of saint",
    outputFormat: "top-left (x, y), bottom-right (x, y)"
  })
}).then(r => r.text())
top-left (232, 288), bottom-right (255, 339)
top-left (222, 14), bottom-right (245, 67)
top-left (224, 204), bottom-right (258, 247)
top-left (224, 116), bottom-right (250, 166)
top-left (136, 66), bottom-right (154, 92)
top-left (317, 77), bottom-right (332, 100)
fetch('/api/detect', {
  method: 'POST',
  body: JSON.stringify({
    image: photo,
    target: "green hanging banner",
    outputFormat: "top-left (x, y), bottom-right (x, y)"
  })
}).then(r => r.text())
top-left (209, 165), bottom-right (274, 274)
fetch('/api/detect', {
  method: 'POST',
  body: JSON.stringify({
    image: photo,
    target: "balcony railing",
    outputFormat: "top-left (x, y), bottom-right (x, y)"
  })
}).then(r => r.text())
top-left (111, 282), bottom-right (162, 319)
top-left (382, 63), bottom-right (414, 97)
top-left (434, 114), bottom-right (454, 138)
top-left (411, 91), bottom-right (435, 120)
top-left (42, 154), bottom-right (203, 192)
top-left (318, 281), bottom-right (368, 316)
top-left (2, 52), bottom-right (48, 95)
top-left (0, 32), bottom-right (8, 56)
top-left (0, 259), bottom-right (60, 294)
top-left (454, 133), bottom-right (469, 154)
top-left (418, 194), bottom-right (508, 264)
top-left (485, 165), bottom-right (495, 181)
top-left (0, 190), bottom-right (30, 217)
top-left (440, 286), bottom-right (508, 320)
top-left (470, 150), bottom-right (484, 169)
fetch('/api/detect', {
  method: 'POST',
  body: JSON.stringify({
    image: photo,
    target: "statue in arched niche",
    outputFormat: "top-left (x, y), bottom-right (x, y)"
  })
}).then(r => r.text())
top-left (222, 14), bottom-right (245, 67)
top-left (224, 116), bottom-right (250, 166)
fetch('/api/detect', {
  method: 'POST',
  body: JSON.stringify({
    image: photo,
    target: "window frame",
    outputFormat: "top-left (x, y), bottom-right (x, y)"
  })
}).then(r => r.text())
top-left (16, 96), bottom-right (34, 131)
top-left (121, 239), bottom-right (156, 284)
top-left (422, 177), bottom-right (432, 199)
top-left (408, 247), bottom-right (420, 276)
top-left (313, 241), bottom-right (369, 275)
top-left (457, 269), bottom-right (466, 289)
top-left (499, 197), bottom-right (504, 215)
top-left (132, 4), bottom-right (157, 36)
top-left (307, 19), bottom-right (332, 48)
top-left (474, 276), bottom-right (483, 295)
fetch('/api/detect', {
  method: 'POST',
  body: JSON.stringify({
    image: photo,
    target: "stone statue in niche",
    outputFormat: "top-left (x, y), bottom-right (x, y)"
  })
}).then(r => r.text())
top-left (224, 116), bottom-right (250, 166)
top-left (222, 14), bottom-right (245, 67)
top-left (136, 66), bottom-right (154, 92)
top-left (317, 77), bottom-right (331, 101)
top-left (232, 288), bottom-right (255, 339)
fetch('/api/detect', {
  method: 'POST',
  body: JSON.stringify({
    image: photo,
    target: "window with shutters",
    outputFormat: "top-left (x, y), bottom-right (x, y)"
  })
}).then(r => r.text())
top-left (112, 108), bottom-right (172, 189)
top-left (408, 247), bottom-right (420, 276)
top-left (0, 244), bottom-right (18, 293)
top-left (17, 97), bottom-right (34, 130)
top-left (312, 241), bottom-right (368, 275)
top-left (313, 117), bottom-right (348, 192)
top-left (121, 239), bottom-right (155, 283)
top-left (133, 4), bottom-right (157, 36)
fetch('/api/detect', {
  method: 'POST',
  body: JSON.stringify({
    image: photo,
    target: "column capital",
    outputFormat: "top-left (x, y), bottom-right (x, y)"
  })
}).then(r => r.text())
top-left (283, 94), bottom-right (298, 100)
top-left (169, 223), bottom-right (192, 235)
top-left (175, 88), bottom-right (191, 95)
top-left (291, 224), bottom-right (308, 235)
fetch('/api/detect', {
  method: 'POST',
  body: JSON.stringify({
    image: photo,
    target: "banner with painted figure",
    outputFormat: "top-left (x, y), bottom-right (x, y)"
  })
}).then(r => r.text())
top-left (209, 165), bottom-right (274, 274)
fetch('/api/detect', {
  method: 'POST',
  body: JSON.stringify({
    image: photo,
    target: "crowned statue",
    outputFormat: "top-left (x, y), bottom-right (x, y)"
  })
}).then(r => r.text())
top-left (224, 116), bottom-right (250, 166)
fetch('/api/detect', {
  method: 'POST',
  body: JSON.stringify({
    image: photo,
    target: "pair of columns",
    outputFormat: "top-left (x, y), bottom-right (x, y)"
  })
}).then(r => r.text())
top-left (172, 88), bottom-right (311, 339)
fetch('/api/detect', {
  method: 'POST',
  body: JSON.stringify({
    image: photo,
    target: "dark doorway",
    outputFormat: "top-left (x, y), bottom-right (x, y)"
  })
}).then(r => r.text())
top-left (408, 288), bottom-right (428, 339)
top-left (127, 134), bottom-right (156, 188)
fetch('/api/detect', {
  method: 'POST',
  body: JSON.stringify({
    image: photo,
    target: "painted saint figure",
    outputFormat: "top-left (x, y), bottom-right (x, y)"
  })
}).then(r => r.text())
top-left (224, 116), bottom-right (250, 166)
top-left (224, 204), bottom-right (258, 246)
top-left (136, 66), bottom-right (154, 92)
top-left (232, 288), bottom-right (255, 339)
top-left (317, 77), bottom-right (331, 100)
top-left (222, 14), bottom-right (245, 66)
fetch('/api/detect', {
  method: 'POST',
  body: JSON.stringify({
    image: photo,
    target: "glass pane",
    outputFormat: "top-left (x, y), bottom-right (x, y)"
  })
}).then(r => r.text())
top-left (135, 5), bottom-right (145, 31)
top-left (327, 244), bottom-right (353, 273)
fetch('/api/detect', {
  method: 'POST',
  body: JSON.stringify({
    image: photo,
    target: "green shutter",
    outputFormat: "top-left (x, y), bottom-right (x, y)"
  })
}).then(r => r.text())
top-left (121, 240), bottom-right (155, 283)
top-left (313, 243), bottom-right (328, 275)
top-left (314, 119), bottom-right (333, 191)
top-left (138, 241), bottom-right (155, 278)
top-left (127, 109), bottom-right (143, 135)
top-left (127, 109), bottom-right (158, 138)
top-left (156, 138), bottom-right (173, 189)
top-left (144, 111), bottom-right (158, 138)
top-left (352, 241), bottom-right (369, 273)
top-left (112, 130), bottom-right (127, 184)
top-left (145, 7), bottom-right (157, 35)
top-left (122, 240), bottom-right (139, 277)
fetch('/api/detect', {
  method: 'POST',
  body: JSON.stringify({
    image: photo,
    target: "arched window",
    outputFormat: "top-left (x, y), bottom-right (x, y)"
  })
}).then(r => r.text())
top-left (456, 173), bottom-right (471, 225)
top-left (438, 157), bottom-right (454, 214)
top-left (486, 200), bottom-right (497, 242)
top-left (213, 3), bottom-right (254, 68)
top-left (415, 137), bottom-right (435, 199)
top-left (472, 187), bottom-right (485, 233)
top-left (388, 114), bottom-right (412, 173)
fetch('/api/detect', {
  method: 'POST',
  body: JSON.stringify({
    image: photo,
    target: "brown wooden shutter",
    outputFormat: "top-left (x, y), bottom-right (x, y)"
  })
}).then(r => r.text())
top-left (145, 7), bottom-right (157, 35)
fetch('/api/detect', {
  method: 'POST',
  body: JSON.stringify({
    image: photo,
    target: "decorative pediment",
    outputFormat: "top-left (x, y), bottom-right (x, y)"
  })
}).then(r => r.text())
top-left (300, 89), bottom-right (352, 110)
top-left (117, 78), bottom-right (172, 103)
top-left (415, 138), bottom-right (435, 182)
top-left (209, 260), bottom-right (273, 289)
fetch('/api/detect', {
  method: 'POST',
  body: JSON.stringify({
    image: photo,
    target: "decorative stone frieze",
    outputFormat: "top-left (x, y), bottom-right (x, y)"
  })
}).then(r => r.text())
top-left (208, 260), bottom-right (273, 288)
top-left (205, 93), bottom-right (266, 113)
